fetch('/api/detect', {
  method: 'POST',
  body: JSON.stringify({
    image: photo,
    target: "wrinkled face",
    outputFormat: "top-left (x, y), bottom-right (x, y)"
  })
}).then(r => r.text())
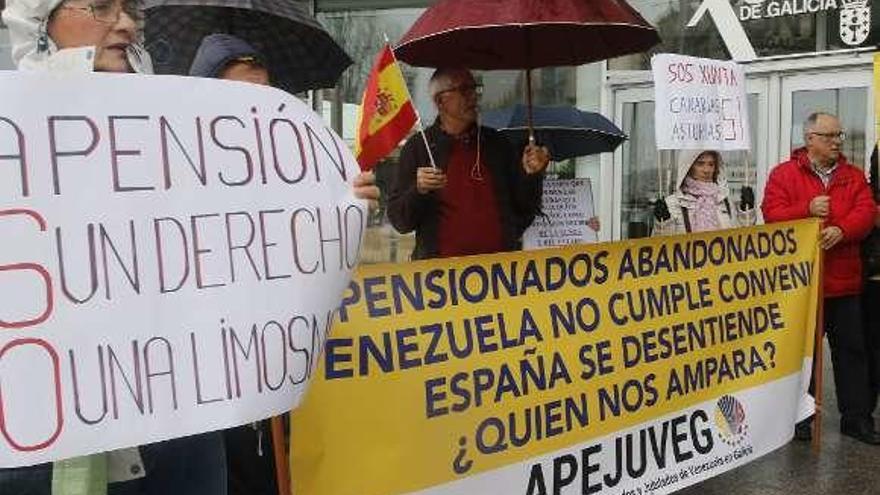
top-left (805, 114), bottom-right (843, 165)
top-left (220, 61), bottom-right (271, 86)
top-left (47, 0), bottom-right (139, 73)
top-left (435, 71), bottom-right (480, 127)
top-left (689, 152), bottom-right (717, 183)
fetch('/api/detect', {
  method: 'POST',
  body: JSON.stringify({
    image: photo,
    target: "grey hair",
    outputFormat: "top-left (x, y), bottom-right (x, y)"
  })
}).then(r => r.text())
top-left (803, 111), bottom-right (837, 140)
top-left (428, 67), bottom-right (472, 101)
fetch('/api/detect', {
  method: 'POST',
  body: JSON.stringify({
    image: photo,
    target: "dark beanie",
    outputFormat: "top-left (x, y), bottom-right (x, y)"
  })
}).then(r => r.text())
top-left (188, 33), bottom-right (263, 78)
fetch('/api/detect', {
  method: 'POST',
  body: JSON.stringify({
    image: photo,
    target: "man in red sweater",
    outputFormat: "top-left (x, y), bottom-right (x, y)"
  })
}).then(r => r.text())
top-left (762, 112), bottom-right (880, 445)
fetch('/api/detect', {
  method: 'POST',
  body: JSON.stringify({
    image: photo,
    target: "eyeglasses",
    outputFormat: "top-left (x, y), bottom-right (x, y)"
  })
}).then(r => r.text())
top-left (436, 83), bottom-right (483, 98)
top-left (58, 0), bottom-right (143, 24)
top-left (809, 131), bottom-right (846, 142)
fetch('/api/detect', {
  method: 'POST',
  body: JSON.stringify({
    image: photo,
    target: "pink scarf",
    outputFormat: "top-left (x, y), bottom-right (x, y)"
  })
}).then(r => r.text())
top-left (682, 177), bottom-right (721, 232)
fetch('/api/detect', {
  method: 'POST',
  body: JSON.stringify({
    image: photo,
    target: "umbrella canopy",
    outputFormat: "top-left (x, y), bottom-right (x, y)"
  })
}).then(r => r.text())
top-left (481, 105), bottom-right (626, 160)
top-left (144, 0), bottom-right (352, 93)
top-left (395, 0), bottom-right (659, 70)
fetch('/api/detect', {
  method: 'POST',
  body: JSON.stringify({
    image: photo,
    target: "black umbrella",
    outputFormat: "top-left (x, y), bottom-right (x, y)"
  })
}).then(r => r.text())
top-left (144, 0), bottom-right (352, 93)
top-left (481, 104), bottom-right (626, 161)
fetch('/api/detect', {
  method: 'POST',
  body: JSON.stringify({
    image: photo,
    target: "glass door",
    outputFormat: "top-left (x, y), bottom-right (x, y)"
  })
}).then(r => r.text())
top-left (612, 87), bottom-right (657, 240)
top-left (780, 71), bottom-right (875, 169)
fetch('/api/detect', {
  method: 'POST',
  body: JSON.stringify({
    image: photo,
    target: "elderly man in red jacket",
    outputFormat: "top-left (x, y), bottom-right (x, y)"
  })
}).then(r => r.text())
top-left (762, 111), bottom-right (880, 445)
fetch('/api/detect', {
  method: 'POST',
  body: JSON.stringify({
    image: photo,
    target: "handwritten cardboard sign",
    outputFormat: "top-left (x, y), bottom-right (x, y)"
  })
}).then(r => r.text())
top-left (653, 54), bottom-right (750, 151)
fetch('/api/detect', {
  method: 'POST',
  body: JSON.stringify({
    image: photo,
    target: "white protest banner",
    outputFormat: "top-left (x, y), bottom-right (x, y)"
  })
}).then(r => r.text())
top-left (523, 178), bottom-right (597, 249)
top-left (0, 71), bottom-right (365, 467)
top-left (652, 54), bottom-right (750, 151)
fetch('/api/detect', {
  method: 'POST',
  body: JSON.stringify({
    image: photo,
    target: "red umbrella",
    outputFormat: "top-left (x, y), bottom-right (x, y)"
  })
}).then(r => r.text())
top-left (395, 0), bottom-right (659, 138)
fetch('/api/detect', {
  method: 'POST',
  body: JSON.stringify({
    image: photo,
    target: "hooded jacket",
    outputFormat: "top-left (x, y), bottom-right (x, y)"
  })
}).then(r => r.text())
top-left (1, 0), bottom-right (152, 73)
top-left (762, 147), bottom-right (875, 297)
top-left (653, 150), bottom-right (755, 236)
top-left (188, 33), bottom-right (262, 78)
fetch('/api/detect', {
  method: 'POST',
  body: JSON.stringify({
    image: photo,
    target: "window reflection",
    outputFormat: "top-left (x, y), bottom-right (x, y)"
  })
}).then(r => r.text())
top-left (620, 100), bottom-right (661, 239)
top-left (0, 24), bottom-right (12, 70)
top-left (791, 88), bottom-right (867, 166)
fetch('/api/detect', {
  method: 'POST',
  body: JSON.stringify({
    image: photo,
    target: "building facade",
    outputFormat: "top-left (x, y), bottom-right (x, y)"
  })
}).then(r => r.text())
top-left (315, 0), bottom-right (878, 250)
top-left (0, 0), bottom-right (876, 251)
top-left (606, 0), bottom-right (878, 240)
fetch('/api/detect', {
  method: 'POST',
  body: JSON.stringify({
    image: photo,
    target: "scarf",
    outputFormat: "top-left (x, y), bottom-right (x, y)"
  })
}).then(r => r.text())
top-left (682, 177), bottom-right (721, 232)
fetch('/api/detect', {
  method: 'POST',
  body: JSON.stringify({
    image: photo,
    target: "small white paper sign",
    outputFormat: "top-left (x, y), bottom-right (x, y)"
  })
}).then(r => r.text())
top-left (652, 53), bottom-right (750, 151)
top-left (523, 178), bottom-right (597, 249)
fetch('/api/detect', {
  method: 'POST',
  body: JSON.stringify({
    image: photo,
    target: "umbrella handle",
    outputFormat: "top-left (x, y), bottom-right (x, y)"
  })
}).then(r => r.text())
top-left (525, 68), bottom-right (535, 144)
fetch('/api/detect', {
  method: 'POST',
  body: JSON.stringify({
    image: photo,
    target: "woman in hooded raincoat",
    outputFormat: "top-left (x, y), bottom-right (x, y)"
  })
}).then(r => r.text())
top-left (0, 1), bottom-right (226, 494)
top-left (2, 0), bottom-right (151, 74)
top-left (652, 150), bottom-right (756, 236)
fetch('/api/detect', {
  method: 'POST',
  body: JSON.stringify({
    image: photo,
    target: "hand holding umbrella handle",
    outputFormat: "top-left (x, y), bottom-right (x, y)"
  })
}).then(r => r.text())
top-left (522, 144), bottom-right (550, 175)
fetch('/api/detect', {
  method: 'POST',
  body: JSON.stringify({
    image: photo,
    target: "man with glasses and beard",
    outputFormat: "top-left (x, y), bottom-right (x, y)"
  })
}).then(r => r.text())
top-left (762, 111), bottom-right (880, 445)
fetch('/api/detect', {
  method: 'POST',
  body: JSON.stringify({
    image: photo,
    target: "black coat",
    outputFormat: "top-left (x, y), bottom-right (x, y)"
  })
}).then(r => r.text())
top-left (388, 121), bottom-right (543, 260)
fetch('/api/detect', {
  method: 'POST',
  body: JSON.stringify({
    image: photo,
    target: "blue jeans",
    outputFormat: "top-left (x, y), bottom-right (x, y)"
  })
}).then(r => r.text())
top-left (0, 463), bottom-right (52, 495)
top-left (108, 432), bottom-right (226, 495)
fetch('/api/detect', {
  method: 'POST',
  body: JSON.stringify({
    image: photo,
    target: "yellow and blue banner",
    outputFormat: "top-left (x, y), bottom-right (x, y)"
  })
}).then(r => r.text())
top-left (291, 221), bottom-right (820, 495)
top-left (874, 52), bottom-right (879, 144)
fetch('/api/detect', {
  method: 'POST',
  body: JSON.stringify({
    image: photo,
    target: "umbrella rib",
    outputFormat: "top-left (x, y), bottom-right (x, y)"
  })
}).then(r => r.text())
top-left (496, 126), bottom-right (624, 137)
top-left (395, 21), bottom-right (658, 50)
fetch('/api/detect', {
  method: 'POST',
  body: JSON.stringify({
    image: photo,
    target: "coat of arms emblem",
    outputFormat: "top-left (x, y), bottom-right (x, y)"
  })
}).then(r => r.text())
top-left (839, 0), bottom-right (871, 46)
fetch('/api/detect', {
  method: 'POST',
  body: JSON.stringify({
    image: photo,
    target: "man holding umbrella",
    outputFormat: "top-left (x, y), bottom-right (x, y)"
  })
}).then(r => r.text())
top-left (388, 67), bottom-right (550, 260)
top-left (390, 0), bottom-right (660, 259)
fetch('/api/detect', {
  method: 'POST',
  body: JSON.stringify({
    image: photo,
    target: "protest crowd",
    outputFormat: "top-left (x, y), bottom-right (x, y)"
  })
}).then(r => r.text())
top-left (0, 0), bottom-right (878, 494)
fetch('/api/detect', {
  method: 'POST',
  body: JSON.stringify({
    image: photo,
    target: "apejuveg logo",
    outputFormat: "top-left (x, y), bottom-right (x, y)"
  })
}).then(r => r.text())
top-left (714, 395), bottom-right (749, 446)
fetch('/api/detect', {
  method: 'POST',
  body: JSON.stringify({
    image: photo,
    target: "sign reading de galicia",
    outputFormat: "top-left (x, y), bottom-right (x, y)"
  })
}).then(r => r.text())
top-left (737, 0), bottom-right (872, 48)
top-left (688, 0), bottom-right (873, 61)
top-left (738, 0), bottom-right (840, 21)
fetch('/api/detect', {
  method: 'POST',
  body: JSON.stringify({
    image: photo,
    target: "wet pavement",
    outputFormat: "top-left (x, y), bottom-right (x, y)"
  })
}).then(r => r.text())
top-left (678, 346), bottom-right (880, 495)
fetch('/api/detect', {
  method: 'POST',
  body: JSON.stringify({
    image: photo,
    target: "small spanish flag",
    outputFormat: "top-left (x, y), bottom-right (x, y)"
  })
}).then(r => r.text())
top-left (355, 44), bottom-right (417, 171)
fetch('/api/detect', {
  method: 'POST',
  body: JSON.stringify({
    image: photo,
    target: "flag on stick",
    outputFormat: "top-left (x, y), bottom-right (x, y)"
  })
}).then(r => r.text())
top-left (355, 44), bottom-right (417, 170)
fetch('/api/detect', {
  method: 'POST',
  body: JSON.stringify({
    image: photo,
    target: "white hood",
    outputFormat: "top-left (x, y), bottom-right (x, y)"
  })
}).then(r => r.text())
top-left (1, 0), bottom-right (153, 73)
top-left (674, 149), bottom-right (730, 201)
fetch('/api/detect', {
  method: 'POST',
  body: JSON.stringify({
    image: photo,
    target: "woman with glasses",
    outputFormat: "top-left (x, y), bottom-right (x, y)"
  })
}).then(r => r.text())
top-left (4, 0), bottom-right (150, 73)
top-left (1, 0), bottom-right (226, 494)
